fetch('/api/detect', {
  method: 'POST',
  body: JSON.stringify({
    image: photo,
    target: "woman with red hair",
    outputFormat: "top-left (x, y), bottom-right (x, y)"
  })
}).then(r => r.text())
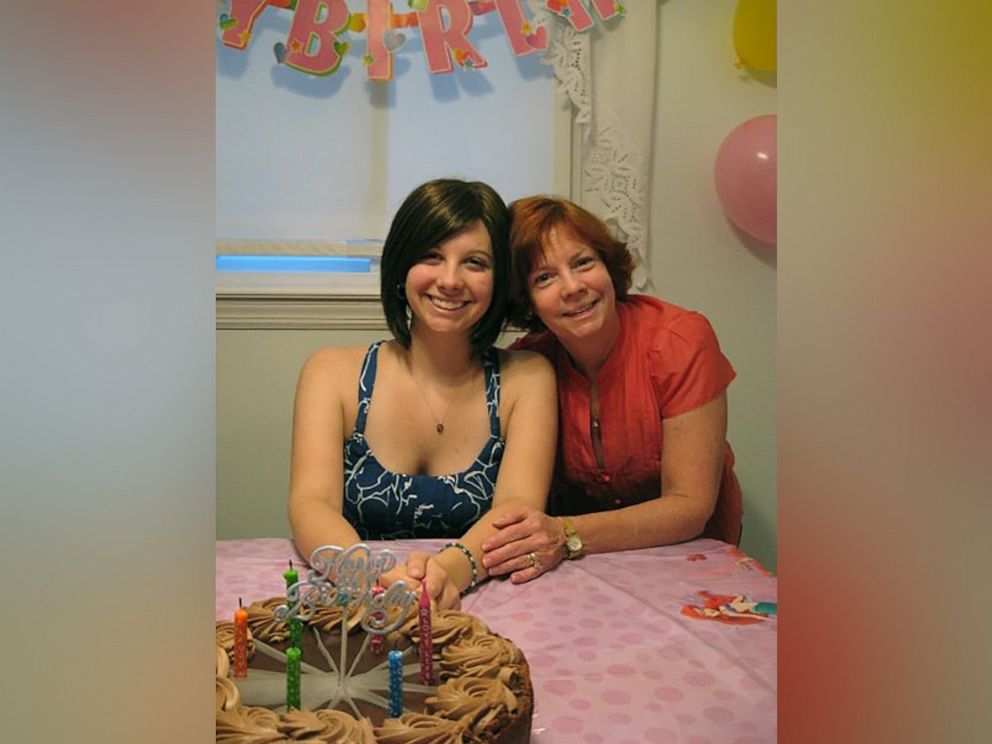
top-left (479, 196), bottom-right (743, 582)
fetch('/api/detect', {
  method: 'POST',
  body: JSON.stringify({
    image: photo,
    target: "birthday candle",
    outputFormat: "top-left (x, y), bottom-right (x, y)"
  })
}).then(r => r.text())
top-left (286, 646), bottom-right (301, 710)
top-left (418, 582), bottom-right (434, 685)
top-left (388, 649), bottom-right (403, 717)
top-left (284, 560), bottom-right (302, 649)
top-left (233, 599), bottom-right (248, 678)
top-left (370, 585), bottom-right (385, 654)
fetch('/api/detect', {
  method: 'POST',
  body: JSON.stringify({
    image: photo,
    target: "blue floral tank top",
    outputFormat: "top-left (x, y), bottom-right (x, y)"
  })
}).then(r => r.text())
top-left (343, 341), bottom-right (506, 540)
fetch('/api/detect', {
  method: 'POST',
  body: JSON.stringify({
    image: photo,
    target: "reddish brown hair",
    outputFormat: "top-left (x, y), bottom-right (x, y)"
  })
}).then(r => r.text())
top-left (507, 196), bottom-right (635, 331)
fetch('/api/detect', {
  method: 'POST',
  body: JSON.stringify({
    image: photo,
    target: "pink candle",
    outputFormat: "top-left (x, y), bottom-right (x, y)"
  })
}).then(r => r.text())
top-left (418, 582), bottom-right (434, 684)
top-left (233, 598), bottom-right (248, 678)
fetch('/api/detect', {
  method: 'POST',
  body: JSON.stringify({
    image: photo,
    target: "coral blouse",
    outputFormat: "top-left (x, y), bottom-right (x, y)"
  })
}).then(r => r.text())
top-left (511, 294), bottom-right (743, 544)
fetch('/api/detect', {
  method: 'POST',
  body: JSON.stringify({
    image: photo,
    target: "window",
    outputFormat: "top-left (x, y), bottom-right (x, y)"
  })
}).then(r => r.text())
top-left (216, 3), bottom-right (569, 328)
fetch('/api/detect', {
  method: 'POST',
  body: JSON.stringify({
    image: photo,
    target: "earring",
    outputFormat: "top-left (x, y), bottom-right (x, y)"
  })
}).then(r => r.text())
top-left (396, 283), bottom-right (406, 300)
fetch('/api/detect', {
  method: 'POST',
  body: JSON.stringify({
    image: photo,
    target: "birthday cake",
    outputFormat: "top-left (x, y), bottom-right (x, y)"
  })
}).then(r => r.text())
top-left (215, 548), bottom-right (533, 743)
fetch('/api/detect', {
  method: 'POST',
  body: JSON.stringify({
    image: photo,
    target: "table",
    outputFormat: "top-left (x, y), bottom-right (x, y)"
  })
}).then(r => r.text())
top-left (217, 538), bottom-right (777, 743)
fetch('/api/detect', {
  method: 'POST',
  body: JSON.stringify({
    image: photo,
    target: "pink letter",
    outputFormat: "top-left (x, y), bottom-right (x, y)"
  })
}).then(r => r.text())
top-left (365, 0), bottom-right (394, 81)
top-left (284, 0), bottom-right (351, 75)
top-left (221, 0), bottom-right (272, 49)
top-left (493, 0), bottom-right (548, 55)
top-left (419, 0), bottom-right (487, 74)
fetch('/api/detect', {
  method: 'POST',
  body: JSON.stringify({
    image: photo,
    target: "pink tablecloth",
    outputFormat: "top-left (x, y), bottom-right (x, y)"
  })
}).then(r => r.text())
top-left (217, 538), bottom-right (777, 744)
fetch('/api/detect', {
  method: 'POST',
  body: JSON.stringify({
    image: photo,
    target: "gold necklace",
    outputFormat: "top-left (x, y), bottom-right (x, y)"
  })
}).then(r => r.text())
top-left (409, 368), bottom-right (475, 435)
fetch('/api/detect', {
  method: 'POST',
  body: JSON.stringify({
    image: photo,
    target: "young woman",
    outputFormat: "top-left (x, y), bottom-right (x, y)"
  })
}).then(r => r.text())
top-left (479, 196), bottom-right (743, 583)
top-left (288, 180), bottom-right (556, 609)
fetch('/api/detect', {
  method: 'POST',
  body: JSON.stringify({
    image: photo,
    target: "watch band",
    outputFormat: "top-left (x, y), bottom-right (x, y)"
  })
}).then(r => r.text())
top-left (561, 516), bottom-right (583, 559)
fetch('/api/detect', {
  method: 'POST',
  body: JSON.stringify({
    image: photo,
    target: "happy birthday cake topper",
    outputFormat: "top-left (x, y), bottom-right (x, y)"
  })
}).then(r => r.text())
top-left (275, 543), bottom-right (415, 635)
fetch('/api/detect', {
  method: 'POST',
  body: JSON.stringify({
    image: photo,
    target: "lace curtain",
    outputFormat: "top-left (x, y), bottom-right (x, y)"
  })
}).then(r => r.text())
top-left (534, 1), bottom-right (660, 291)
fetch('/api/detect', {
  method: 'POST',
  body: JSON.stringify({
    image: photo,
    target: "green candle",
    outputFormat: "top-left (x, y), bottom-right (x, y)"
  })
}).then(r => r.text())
top-left (286, 646), bottom-right (302, 710)
top-left (284, 560), bottom-right (302, 649)
top-left (283, 560), bottom-right (299, 590)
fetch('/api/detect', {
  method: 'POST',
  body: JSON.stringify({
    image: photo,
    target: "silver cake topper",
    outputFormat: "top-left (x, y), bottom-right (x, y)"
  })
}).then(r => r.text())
top-left (275, 543), bottom-right (414, 635)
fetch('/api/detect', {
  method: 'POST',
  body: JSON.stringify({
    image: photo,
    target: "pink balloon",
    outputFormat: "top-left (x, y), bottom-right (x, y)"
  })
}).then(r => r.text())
top-left (714, 114), bottom-right (777, 245)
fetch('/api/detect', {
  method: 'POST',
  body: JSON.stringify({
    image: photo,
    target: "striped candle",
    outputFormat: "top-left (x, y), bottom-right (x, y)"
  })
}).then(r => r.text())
top-left (418, 582), bottom-right (434, 685)
top-left (233, 599), bottom-right (248, 678)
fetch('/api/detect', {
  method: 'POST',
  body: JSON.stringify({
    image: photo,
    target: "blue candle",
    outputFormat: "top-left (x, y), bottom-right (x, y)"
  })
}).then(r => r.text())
top-left (388, 649), bottom-right (403, 717)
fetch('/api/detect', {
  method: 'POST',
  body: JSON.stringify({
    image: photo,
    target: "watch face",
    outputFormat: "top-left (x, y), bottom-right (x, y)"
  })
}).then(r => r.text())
top-left (566, 535), bottom-right (582, 553)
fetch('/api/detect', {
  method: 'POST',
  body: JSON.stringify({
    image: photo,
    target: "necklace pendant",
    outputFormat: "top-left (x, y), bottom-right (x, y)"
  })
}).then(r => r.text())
top-left (436, 423), bottom-right (444, 434)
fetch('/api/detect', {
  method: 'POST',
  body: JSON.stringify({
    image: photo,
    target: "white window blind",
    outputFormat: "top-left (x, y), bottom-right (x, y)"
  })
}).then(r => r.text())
top-left (216, 2), bottom-right (566, 251)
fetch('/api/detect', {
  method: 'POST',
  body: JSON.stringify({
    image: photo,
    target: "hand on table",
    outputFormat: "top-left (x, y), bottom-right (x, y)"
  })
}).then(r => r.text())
top-left (481, 508), bottom-right (566, 584)
top-left (380, 552), bottom-right (461, 611)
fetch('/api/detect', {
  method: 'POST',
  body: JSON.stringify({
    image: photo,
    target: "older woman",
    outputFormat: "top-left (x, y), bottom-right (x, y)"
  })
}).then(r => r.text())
top-left (288, 180), bottom-right (556, 609)
top-left (479, 196), bottom-right (742, 583)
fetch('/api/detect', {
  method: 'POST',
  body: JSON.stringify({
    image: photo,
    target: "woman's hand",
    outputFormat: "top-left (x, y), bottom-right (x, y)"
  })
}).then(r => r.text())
top-left (381, 552), bottom-right (461, 611)
top-left (481, 508), bottom-right (566, 584)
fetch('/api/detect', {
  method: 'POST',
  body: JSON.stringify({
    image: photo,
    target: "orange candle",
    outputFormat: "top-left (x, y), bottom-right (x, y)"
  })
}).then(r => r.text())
top-left (233, 598), bottom-right (248, 678)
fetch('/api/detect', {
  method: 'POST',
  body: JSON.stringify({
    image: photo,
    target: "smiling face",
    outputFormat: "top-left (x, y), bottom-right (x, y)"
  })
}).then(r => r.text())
top-left (527, 224), bottom-right (618, 348)
top-left (405, 221), bottom-right (495, 340)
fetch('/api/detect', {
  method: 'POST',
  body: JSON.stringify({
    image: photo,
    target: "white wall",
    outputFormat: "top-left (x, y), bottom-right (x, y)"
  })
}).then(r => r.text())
top-left (650, 0), bottom-right (777, 570)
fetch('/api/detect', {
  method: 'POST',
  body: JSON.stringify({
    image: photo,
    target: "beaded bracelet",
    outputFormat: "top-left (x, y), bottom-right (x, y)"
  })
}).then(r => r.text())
top-left (442, 541), bottom-right (479, 595)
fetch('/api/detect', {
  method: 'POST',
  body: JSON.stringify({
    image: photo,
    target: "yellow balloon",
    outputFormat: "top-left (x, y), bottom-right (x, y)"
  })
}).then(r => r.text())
top-left (733, 0), bottom-right (777, 72)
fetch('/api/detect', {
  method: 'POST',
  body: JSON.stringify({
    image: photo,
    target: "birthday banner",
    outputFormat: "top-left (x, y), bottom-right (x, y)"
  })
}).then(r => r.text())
top-left (218, 0), bottom-right (627, 79)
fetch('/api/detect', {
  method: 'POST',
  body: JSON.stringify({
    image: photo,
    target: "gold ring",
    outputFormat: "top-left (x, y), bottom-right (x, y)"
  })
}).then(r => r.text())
top-left (527, 551), bottom-right (541, 571)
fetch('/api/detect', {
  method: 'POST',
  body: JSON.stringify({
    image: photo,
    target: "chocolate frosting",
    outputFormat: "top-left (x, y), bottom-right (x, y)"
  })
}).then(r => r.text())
top-left (276, 709), bottom-right (376, 741)
top-left (216, 707), bottom-right (290, 743)
top-left (395, 610), bottom-right (489, 648)
top-left (216, 675), bottom-right (241, 712)
top-left (374, 713), bottom-right (474, 744)
top-left (427, 677), bottom-right (518, 734)
top-left (440, 634), bottom-right (524, 680)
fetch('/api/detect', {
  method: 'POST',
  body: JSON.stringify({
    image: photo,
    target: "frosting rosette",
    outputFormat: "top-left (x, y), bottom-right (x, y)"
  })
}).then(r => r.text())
top-left (314, 710), bottom-right (377, 742)
top-left (216, 706), bottom-right (289, 743)
top-left (217, 645), bottom-right (231, 677)
top-left (217, 621), bottom-right (257, 660)
top-left (276, 709), bottom-right (327, 739)
top-left (427, 677), bottom-right (518, 733)
top-left (215, 675), bottom-right (241, 711)
top-left (440, 633), bottom-right (524, 680)
top-left (276, 709), bottom-right (374, 741)
top-left (375, 713), bottom-right (475, 744)
top-left (396, 610), bottom-right (489, 648)
top-left (245, 598), bottom-right (289, 642)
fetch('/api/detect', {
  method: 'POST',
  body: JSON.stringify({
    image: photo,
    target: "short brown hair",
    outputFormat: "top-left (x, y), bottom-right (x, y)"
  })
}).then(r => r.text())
top-left (381, 179), bottom-right (510, 357)
top-left (507, 196), bottom-right (634, 331)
